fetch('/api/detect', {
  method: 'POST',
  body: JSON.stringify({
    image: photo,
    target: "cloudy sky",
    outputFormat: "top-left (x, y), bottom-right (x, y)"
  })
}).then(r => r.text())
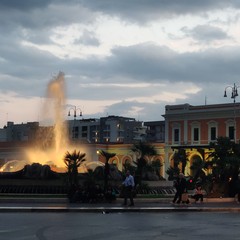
top-left (1, 0), bottom-right (240, 127)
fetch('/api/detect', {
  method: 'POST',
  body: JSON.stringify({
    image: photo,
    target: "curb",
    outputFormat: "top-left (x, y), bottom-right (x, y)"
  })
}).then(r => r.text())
top-left (0, 197), bottom-right (235, 204)
top-left (0, 206), bottom-right (239, 213)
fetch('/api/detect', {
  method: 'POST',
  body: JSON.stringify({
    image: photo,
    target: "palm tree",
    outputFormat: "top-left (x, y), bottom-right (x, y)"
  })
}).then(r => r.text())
top-left (98, 150), bottom-right (116, 192)
top-left (64, 150), bottom-right (86, 187)
top-left (172, 148), bottom-right (188, 174)
top-left (131, 142), bottom-right (157, 184)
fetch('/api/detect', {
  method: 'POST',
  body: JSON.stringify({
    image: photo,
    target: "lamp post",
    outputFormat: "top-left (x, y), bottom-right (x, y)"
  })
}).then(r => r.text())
top-left (68, 106), bottom-right (82, 139)
top-left (224, 83), bottom-right (239, 103)
top-left (224, 83), bottom-right (240, 142)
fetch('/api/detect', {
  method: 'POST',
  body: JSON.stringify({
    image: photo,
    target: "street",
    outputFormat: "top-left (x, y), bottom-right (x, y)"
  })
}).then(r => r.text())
top-left (0, 212), bottom-right (239, 240)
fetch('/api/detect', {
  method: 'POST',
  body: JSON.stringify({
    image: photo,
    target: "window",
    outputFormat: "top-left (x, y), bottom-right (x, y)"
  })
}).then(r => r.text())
top-left (174, 128), bottom-right (180, 143)
top-left (172, 122), bottom-right (181, 144)
top-left (208, 121), bottom-right (218, 143)
top-left (193, 128), bottom-right (199, 141)
top-left (73, 126), bottom-right (78, 139)
top-left (210, 127), bottom-right (216, 141)
top-left (191, 122), bottom-right (200, 144)
top-left (81, 126), bottom-right (87, 138)
top-left (226, 120), bottom-right (235, 141)
top-left (228, 126), bottom-right (234, 140)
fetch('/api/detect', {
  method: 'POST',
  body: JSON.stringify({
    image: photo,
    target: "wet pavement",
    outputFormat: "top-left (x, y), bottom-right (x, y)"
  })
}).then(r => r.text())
top-left (0, 197), bottom-right (239, 212)
top-left (0, 211), bottom-right (240, 240)
top-left (0, 198), bottom-right (239, 239)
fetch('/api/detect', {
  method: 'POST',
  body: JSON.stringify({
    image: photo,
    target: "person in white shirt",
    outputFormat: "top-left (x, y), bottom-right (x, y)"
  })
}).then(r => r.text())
top-left (122, 170), bottom-right (135, 206)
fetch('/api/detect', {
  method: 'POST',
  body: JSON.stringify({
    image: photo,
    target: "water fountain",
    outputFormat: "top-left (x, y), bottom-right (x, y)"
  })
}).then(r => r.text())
top-left (0, 72), bottom-right (97, 174)
top-left (25, 71), bottom-right (69, 172)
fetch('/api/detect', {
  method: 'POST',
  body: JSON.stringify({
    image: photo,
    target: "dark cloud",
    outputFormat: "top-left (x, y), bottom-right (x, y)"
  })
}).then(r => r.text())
top-left (182, 25), bottom-right (231, 42)
top-left (2, 41), bottom-right (240, 98)
top-left (99, 44), bottom-right (240, 84)
top-left (79, 0), bottom-right (238, 23)
top-left (0, 0), bottom-right (51, 10)
top-left (0, 0), bottom-right (238, 32)
top-left (1, 0), bottom-right (240, 122)
top-left (0, 1), bottom-right (95, 31)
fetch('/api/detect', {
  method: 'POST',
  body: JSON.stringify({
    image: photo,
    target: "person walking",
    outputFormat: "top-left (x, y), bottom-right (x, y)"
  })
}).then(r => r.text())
top-left (122, 170), bottom-right (135, 206)
top-left (172, 173), bottom-right (187, 204)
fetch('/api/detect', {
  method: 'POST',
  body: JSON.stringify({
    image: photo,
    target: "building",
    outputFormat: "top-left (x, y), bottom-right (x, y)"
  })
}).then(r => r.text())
top-left (144, 121), bottom-right (165, 143)
top-left (162, 102), bottom-right (239, 176)
top-left (67, 116), bottom-right (144, 144)
top-left (67, 118), bottom-right (100, 143)
top-left (99, 115), bottom-right (143, 143)
top-left (0, 121), bottom-right (39, 142)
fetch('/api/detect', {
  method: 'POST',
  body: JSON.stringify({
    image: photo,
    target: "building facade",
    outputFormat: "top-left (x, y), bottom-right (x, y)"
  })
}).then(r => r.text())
top-left (163, 102), bottom-right (240, 176)
top-left (144, 121), bottom-right (165, 143)
top-left (0, 121), bottom-right (39, 142)
top-left (67, 116), bottom-right (145, 144)
top-left (99, 115), bottom-right (144, 143)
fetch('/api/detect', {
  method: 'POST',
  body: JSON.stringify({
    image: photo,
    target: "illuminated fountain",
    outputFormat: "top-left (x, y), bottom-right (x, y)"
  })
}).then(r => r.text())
top-left (25, 72), bottom-right (69, 172)
top-left (0, 72), bottom-right (103, 174)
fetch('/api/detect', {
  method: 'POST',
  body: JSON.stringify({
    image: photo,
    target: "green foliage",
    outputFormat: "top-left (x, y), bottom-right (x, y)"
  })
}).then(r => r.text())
top-left (146, 159), bottom-right (162, 177)
top-left (98, 150), bottom-right (116, 191)
top-left (123, 161), bottom-right (136, 175)
top-left (166, 166), bottom-right (180, 180)
top-left (64, 150), bottom-right (86, 187)
top-left (172, 149), bottom-right (188, 174)
top-left (190, 157), bottom-right (209, 182)
top-left (208, 137), bottom-right (240, 182)
top-left (207, 136), bottom-right (240, 196)
top-left (131, 142), bottom-right (157, 184)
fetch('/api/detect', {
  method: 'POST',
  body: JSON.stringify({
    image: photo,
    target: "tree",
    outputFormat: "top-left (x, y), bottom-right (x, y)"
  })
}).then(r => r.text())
top-left (64, 150), bottom-right (86, 187)
top-left (190, 149), bottom-right (209, 183)
top-left (166, 166), bottom-right (180, 180)
top-left (172, 148), bottom-right (188, 174)
top-left (98, 150), bottom-right (116, 192)
top-left (149, 159), bottom-right (162, 178)
top-left (131, 142), bottom-right (157, 184)
top-left (208, 137), bottom-right (240, 196)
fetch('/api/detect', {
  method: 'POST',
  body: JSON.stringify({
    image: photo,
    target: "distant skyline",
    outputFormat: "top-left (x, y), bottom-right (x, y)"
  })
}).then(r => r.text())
top-left (1, 1), bottom-right (240, 127)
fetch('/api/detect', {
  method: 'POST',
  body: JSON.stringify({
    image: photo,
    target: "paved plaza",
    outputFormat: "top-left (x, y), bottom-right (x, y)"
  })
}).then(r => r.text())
top-left (0, 211), bottom-right (239, 240)
top-left (0, 197), bottom-right (239, 239)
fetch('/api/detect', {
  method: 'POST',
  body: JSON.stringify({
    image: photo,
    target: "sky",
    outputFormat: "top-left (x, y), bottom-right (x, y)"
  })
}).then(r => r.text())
top-left (1, 0), bottom-right (240, 127)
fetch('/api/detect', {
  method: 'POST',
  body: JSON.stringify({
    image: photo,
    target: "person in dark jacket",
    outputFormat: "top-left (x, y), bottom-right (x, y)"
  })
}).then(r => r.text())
top-left (172, 173), bottom-right (187, 204)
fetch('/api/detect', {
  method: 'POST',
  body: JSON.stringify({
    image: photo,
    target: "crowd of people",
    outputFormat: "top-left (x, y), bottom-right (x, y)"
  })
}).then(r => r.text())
top-left (68, 170), bottom-right (135, 204)
top-left (172, 173), bottom-right (204, 205)
top-left (68, 171), bottom-right (240, 206)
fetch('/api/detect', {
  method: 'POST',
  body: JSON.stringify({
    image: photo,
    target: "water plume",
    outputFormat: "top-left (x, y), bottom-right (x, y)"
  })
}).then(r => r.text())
top-left (25, 72), bottom-right (69, 171)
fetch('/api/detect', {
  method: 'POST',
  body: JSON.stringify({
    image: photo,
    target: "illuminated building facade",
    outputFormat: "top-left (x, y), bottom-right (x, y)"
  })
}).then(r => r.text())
top-left (163, 102), bottom-right (240, 176)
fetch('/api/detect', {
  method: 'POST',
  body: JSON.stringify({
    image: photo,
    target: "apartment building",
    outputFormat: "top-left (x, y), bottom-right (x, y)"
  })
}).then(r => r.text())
top-left (144, 121), bottom-right (165, 143)
top-left (99, 115), bottom-right (144, 143)
top-left (0, 121), bottom-right (39, 142)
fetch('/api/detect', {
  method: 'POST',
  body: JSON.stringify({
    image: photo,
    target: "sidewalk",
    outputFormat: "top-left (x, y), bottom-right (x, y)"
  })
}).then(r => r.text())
top-left (0, 197), bottom-right (239, 212)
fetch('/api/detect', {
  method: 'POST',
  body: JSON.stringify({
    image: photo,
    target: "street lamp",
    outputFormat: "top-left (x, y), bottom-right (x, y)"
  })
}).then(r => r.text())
top-left (224, 83), bottom-right (239, 103)
top-left (224, 83), bottom-right (240, 142)
top-left (68, 106), bottom-right (82, 139)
